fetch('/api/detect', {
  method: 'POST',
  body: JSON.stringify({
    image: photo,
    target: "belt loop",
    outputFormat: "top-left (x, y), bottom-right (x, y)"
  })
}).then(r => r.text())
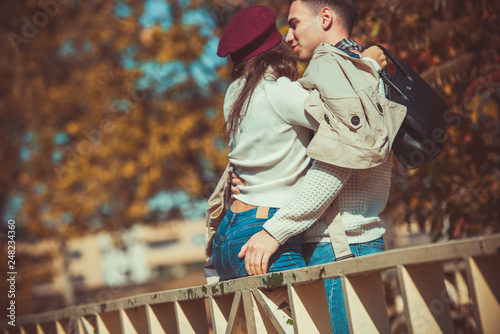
top-left (256, 206), bottom-right (270, 219)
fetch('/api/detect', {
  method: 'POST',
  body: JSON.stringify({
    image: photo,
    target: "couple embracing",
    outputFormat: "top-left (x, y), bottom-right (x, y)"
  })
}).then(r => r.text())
top-left (205, 0), bottom-right (407, 332)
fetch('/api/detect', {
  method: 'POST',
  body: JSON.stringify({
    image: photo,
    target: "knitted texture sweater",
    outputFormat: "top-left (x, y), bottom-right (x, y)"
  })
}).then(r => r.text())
top-left (263, 158), bottom-right (391, 245)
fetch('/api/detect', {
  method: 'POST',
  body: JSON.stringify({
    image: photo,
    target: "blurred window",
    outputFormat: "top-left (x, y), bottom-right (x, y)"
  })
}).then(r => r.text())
top-left (148, 239), bottom-right (179, 248)
top-left (68, 250), bottom-right (82, 259)
top-left (191, 234), bottom-right (205, 245)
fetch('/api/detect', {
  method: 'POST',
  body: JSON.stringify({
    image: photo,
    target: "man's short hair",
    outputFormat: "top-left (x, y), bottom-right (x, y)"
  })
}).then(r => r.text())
top-left (289, 0), bottom-right (358, 34)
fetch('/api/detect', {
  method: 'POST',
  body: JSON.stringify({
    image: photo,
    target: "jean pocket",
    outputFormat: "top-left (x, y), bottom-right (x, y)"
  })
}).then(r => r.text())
top-left (212, 231), bottom-right (223, 256)
top-left (227, 240), bottom-right (247, 277)
top-left (364, 240), bottom-right (385, 250)
top-left (211, 240), bottom-right (221, 273)
top-left (356, 240), bottom-right (385, 257)
top-left (268, 252), bottom-right (306, 273)
top-left (226, 222), bottom-right (264, 242)
top-left (267, 253), bottom-right (290, 272)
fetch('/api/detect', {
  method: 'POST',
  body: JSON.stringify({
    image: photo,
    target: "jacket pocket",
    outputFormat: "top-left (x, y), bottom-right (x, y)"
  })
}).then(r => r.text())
top-left (322, 96), bottom-right (364, 131)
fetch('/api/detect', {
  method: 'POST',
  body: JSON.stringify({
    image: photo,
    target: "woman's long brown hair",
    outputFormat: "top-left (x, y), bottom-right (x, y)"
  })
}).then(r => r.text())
top-left (225, 41), bottom-right (298, 137)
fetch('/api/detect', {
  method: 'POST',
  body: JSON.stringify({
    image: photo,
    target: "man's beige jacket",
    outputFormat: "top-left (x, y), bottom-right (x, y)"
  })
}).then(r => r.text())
top-left (299, 43), bottom-right (407, 169)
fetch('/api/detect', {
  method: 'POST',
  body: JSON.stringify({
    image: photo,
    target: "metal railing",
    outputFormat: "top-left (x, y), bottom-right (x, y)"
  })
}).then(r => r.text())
top-left (3, 234), bottom-right (500, 334)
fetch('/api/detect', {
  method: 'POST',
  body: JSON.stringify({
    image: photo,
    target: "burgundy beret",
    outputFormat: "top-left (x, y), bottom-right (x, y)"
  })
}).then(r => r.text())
top-left (217, 6), bottom-right (283, 64)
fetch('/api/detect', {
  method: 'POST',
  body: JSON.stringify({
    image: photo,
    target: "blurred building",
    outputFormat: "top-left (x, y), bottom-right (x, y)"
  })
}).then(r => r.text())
top-left (20, 219), bottom-right (207, 313)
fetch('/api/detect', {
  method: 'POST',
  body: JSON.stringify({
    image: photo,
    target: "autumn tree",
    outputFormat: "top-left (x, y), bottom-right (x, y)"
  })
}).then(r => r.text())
top-left (0, 0), bottom-right (230, 314)
top-left (353, 0), bottom-right (500, 238)
top-left (1, 0), bottom-right (232, 237)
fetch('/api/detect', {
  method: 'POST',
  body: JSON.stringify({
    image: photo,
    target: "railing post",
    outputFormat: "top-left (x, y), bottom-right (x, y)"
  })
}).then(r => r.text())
top-left (209, 294), bottom-right (234, 334)
top-left (96, 311), bottom-right (122, 334)
top-left (397, 263), bottom-right (453, 334)
top-left (174, 300), bottom-right (209, 334)
top-left (225, 291), bottom-right (246, 333)
top-left (465, 254), bottom-right (500, 334)
top-left (147, 303), bottom-right (177, 334)
top-left (55, 320), bottom-right (67, 333)
top-left (454, 269), bottom-right (470, 307)
top-left (120, 309), bottom-right (134, 334)
top-left (78, 316), bottom-right (95, 334)
top-left (287, 281), bottom-right (331, 333)
top-left (241, 290), bottom-right (272, 333)
top-left (341, 271), bottom-right (390, 333)
top-left (251, 287), bottom-right (293, 333)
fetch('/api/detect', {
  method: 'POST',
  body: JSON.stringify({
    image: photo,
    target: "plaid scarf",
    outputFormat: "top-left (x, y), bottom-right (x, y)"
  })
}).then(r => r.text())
top-left (335, 38), bottom-right (365, 52)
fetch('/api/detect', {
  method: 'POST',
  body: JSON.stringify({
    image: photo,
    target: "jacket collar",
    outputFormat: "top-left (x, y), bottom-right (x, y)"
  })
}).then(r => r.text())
top-left (312, 43), bottom-right (378, 77)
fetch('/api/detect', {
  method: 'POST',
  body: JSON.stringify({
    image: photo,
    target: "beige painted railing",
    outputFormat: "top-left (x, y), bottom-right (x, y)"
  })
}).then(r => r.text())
top-left (3, 234), bottom-right (500, 334)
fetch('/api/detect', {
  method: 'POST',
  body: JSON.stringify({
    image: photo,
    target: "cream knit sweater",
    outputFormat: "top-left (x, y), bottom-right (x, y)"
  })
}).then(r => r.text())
top-left (263, 158), bottom-right (391, 245)
top-left (224, 75), bottom-right (318, 209)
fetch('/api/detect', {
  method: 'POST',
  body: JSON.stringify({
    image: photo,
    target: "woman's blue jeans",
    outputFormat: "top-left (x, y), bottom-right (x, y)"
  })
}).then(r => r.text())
top-left (303, 238), bottom-right (385, 334)
top-left (212, 207), bottom-right (306, 281)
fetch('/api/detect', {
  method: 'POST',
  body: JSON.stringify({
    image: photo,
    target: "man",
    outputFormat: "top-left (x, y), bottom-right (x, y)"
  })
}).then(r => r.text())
top-left (232, 0), bottom-right (406, 332)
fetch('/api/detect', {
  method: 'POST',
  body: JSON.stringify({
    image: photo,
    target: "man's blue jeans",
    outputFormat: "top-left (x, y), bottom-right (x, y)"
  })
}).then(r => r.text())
top-left (212, 207), bottom-right (306, 281)
top-left (303, 238), bottom-right (385, 334)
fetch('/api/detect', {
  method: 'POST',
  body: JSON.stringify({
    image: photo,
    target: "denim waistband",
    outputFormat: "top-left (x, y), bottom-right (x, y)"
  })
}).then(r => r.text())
top-left (226, 206), bottom-right (278, 221)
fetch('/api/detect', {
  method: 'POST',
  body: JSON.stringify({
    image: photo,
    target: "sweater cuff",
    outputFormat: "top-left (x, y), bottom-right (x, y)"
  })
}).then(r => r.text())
top-left (263, 219), bottom-right (294, 245)
top-left (362, 56), bottom-right (382, 73)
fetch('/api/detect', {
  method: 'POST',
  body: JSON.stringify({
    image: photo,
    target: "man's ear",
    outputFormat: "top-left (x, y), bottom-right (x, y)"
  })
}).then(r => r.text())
top-left (319, 7), bottom-right (333, 30)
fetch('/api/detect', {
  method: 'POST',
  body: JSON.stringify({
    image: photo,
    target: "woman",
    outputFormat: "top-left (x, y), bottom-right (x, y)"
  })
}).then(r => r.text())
top-left (210, 5), bottom-right (384, 281)
top-left (211, 5), bottom-right (315, 280)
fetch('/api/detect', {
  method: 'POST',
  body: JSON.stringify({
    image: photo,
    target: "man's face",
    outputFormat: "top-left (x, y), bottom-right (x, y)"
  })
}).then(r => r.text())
top-left (285, 1), bottom-right (323, 62)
